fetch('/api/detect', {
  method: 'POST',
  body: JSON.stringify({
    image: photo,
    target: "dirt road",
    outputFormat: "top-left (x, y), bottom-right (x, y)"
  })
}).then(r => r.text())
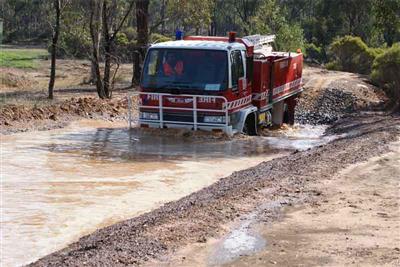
top-left (157, 136), bottom-right (399, 267)
top-left (239, 141), bottom-right (400, 267)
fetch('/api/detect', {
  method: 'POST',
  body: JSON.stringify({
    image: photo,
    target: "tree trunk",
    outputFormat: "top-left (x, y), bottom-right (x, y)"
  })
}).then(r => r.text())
top-left (89, 0), bottom-right (102, 85)
top-left (103, 42), bottom-right (112, 98)
top-left (160, 0), bottom-right (167, 35)
top-left (132, 50), bottom-right (141, 85)
top-left (89, 0), bottom-right (105, 98)
top-left (48, 0), bottom-right (61, 100)
top-left (102, 0), bottom-right (112, 98)
top-left (132, 0), bottom-right (149, 86)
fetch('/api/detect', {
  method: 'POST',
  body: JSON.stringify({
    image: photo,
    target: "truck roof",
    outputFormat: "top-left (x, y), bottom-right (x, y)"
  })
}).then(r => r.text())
top-left (150, 40), bottom-right (246, 51)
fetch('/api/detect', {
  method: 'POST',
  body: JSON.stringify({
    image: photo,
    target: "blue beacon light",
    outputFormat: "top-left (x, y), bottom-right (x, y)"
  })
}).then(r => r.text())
top-left (175, 30), bottom-right (184, 40)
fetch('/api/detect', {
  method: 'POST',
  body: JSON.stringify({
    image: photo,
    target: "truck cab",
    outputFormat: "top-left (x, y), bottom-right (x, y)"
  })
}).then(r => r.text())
top-left (136, 33), bottom-right (303, 136)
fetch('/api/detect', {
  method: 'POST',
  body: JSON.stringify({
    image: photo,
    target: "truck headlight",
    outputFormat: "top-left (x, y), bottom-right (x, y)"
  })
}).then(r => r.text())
top-left (140, 112), bottom-right (159, 120)
top-left (203, 115), bottom-right (226, 123)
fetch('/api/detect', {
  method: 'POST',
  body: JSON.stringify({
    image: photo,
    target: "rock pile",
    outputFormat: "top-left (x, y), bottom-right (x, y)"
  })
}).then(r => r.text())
top-left (296, 88), bottom-right (359, 124)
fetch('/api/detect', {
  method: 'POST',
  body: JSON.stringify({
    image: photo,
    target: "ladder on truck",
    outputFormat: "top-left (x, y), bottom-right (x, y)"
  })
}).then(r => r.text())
top-left (243, 34), bottom-right (275, 55)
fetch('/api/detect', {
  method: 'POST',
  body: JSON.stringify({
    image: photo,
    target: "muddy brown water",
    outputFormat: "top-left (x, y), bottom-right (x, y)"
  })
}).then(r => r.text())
top-left (1, 120), bottom-right (332, 266)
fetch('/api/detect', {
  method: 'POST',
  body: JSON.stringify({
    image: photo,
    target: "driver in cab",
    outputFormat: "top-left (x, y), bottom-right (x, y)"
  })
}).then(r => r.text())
top-left (163, 52), bottom-right (183, 76)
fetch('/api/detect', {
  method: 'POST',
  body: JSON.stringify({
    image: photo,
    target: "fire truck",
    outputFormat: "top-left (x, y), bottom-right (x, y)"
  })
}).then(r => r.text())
top-left (132, 32), bottom-right (303, 136)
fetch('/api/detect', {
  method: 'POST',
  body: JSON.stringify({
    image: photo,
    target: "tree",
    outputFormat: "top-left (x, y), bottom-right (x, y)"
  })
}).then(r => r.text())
top-left (132, 0), bottom-right (149, 85)
top-left (160, 0), bottom-right (167, 35)
top-left (48, 0), bottom-right (61, 99)
top-left (253, 0), bottom-right (304, 51)
top-left (167, 0), bottom-right (213, 34)
top-left (0, 0), bottom-right (52, 43)
top-left (89, 0), bottom-right (135, 98)
top-left (89, 0), bottom-right (104, 97)
top-left (373, 0), bottom-right (400, 47)
top-left (233, 0), bottom-right (261, 35)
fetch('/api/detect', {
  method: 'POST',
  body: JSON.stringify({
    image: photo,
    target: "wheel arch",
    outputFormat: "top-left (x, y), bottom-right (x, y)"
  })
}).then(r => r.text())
top-left (234, 106), bottom-right (258, 134)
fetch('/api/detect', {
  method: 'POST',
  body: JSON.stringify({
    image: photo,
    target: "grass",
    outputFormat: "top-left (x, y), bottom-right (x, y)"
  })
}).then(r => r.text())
top-left (0, 47), bottom-right (48, 69)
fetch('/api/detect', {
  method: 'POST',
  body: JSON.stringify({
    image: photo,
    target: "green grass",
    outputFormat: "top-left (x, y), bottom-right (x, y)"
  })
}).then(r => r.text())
top-left (0, 48), bottom-right (48, 69)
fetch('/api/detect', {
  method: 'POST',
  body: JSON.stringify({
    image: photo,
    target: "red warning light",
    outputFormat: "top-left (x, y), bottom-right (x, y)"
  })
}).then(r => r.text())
top-left (228, 31), bottom-right (236, 43)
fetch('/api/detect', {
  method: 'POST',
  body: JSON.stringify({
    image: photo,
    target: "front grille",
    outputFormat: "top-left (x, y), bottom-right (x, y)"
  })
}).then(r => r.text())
top-left (163, 112), bottom-right (197, 123)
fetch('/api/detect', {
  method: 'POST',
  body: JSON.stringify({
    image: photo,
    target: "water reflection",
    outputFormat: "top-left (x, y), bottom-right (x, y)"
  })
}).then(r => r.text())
top-left (40, 127), bottom-right (286, 162)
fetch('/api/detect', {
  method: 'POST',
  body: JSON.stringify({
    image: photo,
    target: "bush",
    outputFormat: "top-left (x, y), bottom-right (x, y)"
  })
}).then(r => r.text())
top-left (150, 33), bottom-right (172, 43)
top-left (122, 27), bottom-right (136, 41)
top-left (115, 34), bottom-right (132, 63)
top-left (304, 43), bottom-right (326, 63)
top-left (327, 36), bottom-right (379, 74)
top-left (371, 43), bottom-right (400, 108)
top-left (55, 28), bottom-right (91, 59)
top-left (116, 32), bottom-right (129, 46)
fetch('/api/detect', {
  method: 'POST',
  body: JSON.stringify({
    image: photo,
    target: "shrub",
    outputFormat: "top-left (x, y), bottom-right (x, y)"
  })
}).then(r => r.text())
top-left (115, 33), bottom-right (132, 63)
top-left (150, 33), bottom-right (172, 44)
top-left (371, 43), bottom-right (400, 108)
top-left (55, 28), bottom-right (91, 59)
top-left (122, 27), bottom-right (136, 41)
top-left (304, 43), bottom-right (326, 63)
top-left (116, 32), bottom-right (129, 46)
top-left (327, 36), bottom-right (379, 74)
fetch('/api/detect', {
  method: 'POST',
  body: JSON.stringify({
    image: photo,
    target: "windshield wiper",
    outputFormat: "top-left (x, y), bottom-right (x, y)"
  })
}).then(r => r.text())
top-left (171, 82), bottom-right (191, 88)
top-left (159, 83), bottom-right (190, 89)
top-left (156, 85), bottom-right (183, 94)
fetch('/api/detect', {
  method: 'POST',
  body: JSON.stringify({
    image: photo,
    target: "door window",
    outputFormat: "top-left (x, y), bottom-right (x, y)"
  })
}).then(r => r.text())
top-left (230, 50), bottom-right (244, 89)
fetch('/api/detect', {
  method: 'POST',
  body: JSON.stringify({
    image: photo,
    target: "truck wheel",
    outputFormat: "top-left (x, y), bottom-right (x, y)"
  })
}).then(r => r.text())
top-left (284, 96), bottom-right (297, 125)
top-left (243, 113), bottom-right (257, 136)
top-left (283, 107), bottom-right (289, 124)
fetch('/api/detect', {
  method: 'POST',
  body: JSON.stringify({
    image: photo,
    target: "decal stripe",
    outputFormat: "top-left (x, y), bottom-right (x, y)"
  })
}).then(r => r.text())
top-left (226, 95), bottom-right (252, 110)
top-left (252, 91), bottom-right (269, 100)
top-left (272, 78), bottom-right (302, 96)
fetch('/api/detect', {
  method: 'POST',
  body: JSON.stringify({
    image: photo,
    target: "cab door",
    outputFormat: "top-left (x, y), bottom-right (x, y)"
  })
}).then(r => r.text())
top-left (230, 50), bottom-right (247, 96)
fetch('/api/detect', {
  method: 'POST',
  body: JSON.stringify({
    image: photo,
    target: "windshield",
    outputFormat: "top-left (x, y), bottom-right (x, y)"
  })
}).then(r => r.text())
top-left (141, 48), bottom-right (228, 91)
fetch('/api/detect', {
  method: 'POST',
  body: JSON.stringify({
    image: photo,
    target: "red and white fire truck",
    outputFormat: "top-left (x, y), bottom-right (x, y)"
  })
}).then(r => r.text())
top-left (133, 32), bottom-right (303, 136)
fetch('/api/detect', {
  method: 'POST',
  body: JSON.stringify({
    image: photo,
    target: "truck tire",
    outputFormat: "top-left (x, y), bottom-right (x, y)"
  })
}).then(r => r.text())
top-left (243, 113), bottom-right (257, 135)
top-left (284, 96), bottom-right (297, 125)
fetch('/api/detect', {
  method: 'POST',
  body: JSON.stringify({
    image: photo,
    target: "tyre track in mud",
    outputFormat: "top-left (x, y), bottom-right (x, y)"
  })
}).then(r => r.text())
top-left (29, 113), bottom-right (400, 267)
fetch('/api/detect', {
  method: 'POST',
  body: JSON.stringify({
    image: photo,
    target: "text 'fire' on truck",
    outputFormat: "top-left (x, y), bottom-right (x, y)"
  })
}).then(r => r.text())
top-left (129, 32), bottom-right (303, 136)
